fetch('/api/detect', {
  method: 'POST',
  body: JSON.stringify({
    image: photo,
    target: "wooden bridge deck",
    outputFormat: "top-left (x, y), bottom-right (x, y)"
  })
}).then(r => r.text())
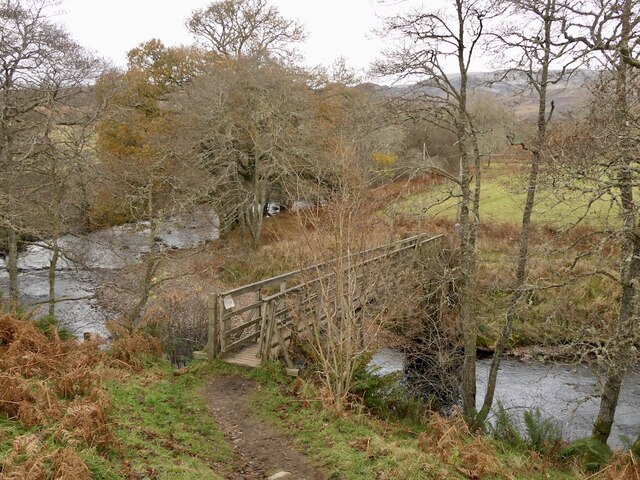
top-left (221, 343), bottom-right (261, 368)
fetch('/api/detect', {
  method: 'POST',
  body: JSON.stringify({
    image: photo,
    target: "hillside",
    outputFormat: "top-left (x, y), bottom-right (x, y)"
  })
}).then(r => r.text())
top-left (369, 69), bottom-right (594, 117)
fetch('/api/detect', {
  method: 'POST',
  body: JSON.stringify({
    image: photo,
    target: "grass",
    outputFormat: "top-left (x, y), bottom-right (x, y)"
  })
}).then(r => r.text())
top-left (104, 364), bottom-right (232, 480)
top-left (253, 386), bottom-right (445, 479)
top-left (0, 311), bottom-right (596, 480)
top-left (0, 311), bottom-right (231, 479)
top-left (393, 164), bottom-right (618, 228)
top-left (0, 364), bottom-right (232, 480)
top-left (197, 360), bottom-right (582, 480)
top-left (382, 164), bottom-right (623, 350)
top-left (472, 229), bottom-right (620, 350)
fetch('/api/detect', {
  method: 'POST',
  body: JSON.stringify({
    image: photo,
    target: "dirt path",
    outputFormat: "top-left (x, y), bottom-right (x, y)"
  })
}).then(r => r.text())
top-left (203, 375), bottom-right (325, 480)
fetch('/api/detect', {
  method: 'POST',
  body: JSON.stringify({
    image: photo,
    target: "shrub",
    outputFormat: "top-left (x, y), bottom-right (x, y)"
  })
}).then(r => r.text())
top-left (0, 313), bottom-right (118, 476)
top-left (107, 320), bottom-right (162, 370)
top-left (350, 361), bottom-right (429, 424)
top-left (141, 291), bottom-right (209, 366)
top-left (489, 403), bottom-right (563, 455)
top-left (562, 437), bottom-right (613, 472)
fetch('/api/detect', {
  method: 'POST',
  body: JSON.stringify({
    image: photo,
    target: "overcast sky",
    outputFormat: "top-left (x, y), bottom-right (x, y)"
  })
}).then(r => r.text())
top-left (58, 0), bottom-right (395, 76)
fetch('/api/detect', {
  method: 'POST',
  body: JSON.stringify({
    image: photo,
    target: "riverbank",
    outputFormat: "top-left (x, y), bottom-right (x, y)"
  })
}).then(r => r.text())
top-left (0, 209), bottom-right (220, 338)
top-left (0, 316), bottom-right (571, 480)
top-left (2, 179), bottom-right (638, 477)
top-left (371, 348), bottom-right (640, 449)
top-left (3, 312), bottom-right (639, 479)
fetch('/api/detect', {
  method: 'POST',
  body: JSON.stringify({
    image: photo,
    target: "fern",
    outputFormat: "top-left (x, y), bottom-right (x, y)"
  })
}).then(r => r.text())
top-left (562, 437), bottom-right (612, 472)
top-left (489, 401), bottom-right (525, 448)
top-left (632, 435), bottom-right (640, 461)
top-left (523, 408), bottom-right (563, 454)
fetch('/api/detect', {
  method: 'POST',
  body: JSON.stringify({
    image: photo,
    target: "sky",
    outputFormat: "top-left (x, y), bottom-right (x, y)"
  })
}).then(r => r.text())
top-left (57, 0), bottom-right (395, 76)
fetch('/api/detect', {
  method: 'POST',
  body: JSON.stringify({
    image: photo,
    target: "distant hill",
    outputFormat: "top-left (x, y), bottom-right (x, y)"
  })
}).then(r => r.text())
top-left (367, 69), bottom-right (596, 118)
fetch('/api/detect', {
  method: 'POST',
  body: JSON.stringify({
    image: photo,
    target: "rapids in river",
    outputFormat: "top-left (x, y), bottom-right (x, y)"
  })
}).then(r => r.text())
top-left (0, 210), bottom-right (219, 336)
top-left (371, 348), bottom-right (640, 448)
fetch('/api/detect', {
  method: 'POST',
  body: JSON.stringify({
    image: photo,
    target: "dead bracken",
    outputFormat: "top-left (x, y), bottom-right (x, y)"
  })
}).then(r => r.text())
top-left (0, 313), bottom-right (160, 478)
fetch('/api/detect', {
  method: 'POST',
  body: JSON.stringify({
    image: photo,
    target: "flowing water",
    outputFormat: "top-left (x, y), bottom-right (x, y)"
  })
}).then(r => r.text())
top-left (0, 210), bottom-right (219, 336)
top-left (371, 348), bottom-right (640, 448)
top-left (3, 218), bottom-right (638, 448)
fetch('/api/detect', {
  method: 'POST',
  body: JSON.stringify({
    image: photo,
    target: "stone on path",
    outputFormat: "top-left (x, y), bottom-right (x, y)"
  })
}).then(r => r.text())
top-left (267, 472), bottom-right (292, 480)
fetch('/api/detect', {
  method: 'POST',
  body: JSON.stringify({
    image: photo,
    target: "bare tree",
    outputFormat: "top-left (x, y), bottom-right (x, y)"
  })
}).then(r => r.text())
top-left (549, 0), bottom-right (640, 445)
top-left (95, 71), bottom-right (211, 327)
top-left (178, 60), bottom-right (322, 249)
top-left (283, 150), bottom-right (443, 412)
top-left (578, 0), bottom-right (639, 446)
top-left (375, 0), bottom-right (492, 421)
top-left (186, 0), bottom-right (306, 62)
top-left (563, 0), bottom-right (640, 70)
top-left (0, 0), bottom-right (100, 306)
top-left (475, 0), bottom-right (580, 429)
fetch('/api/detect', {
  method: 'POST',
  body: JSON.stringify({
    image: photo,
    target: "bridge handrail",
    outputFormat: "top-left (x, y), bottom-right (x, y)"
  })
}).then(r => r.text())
top-left (207, 233), bottom-right (444, 360)
top-left (261, 234), bottom-right (443, 302)
top-left (219, 233), bottom-right (433, 298)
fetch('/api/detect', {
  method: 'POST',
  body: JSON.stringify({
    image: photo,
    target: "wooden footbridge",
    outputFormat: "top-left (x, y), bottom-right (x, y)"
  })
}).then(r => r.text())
top-left (204, 233), bottom-right (443, 368)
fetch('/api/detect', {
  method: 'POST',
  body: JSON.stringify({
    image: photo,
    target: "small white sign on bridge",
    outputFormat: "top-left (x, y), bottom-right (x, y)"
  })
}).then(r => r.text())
top-left (223, 295), bottom-right (236, 311)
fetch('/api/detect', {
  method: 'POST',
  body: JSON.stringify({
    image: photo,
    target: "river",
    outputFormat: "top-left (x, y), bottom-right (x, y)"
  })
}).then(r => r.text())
top-left (0, 210), bottom-right (219, 337)
top-left (3, 218), bottom-right (638, 449)
top-left (371, 348), bottom-right (640, 449)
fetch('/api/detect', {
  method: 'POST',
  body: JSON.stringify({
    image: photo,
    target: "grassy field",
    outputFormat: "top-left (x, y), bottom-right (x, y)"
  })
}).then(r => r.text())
top-left (393, 164), bottom-right (618, 228)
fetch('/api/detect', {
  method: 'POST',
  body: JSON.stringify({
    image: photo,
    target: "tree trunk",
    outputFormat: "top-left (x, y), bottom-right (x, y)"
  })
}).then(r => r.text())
top-left (48, 238), bottom-right (59, 317)
top-left (127, 188), bottom-right (160, 328)
top-left (457, 119), bottom-right (478, 420)
top-left (127, 221), bottom-right (160, 327)
top-left (454, 0), bottom-right (480, 420)
top-left (7, 227), bottom-right (19, 307)
top-left (249, 200), bottom-right (265, 250)
top-left (475, 0), bottom-right (554, 429)
top-left (591, 0), bottom-right (638, 445)
top-left (592, 175), bottom-right (639, 444)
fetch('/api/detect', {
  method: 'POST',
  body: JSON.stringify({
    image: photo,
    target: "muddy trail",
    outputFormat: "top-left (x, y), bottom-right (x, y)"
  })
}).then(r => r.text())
top-left (203, 375), bottom-right (325, 480)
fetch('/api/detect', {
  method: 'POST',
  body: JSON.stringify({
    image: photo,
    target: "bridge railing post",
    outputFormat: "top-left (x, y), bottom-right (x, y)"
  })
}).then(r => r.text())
top-left (207, 292), bottom-right (220, 360)
top-left (254, 289), bottom-right (262, 335)
top-left (258, 300), bottom-right (269, 359)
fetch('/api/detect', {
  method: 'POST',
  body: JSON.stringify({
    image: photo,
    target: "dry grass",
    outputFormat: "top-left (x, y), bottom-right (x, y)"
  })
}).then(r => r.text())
top-left (589, 452), bottom-right (640, 480)
top-left (416, 214), bottom-right (624, 353)
top-left (0, 312), bottom-right (164, 478)
top-left (52, 448), bottom-right (92, 479)
top-left (418, 413), bottom-right (505, 479)
top-left (106, 319), bottom-right (163, 371)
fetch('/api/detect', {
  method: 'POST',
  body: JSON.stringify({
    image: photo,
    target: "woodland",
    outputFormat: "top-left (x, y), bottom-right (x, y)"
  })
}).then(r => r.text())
top-left (1, 0), bottom-right (640, 478)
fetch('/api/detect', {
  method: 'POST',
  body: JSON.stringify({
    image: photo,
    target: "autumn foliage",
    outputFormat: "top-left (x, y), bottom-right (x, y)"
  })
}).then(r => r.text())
top-left (0, 313), bottom-right (161, 478)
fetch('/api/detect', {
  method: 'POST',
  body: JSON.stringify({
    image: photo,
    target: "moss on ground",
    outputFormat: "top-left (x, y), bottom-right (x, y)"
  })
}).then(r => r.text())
top-left (105, 364), bottom-right (231, 480)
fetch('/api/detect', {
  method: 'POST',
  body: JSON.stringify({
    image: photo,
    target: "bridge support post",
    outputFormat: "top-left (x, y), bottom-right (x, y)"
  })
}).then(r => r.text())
top-left (207, 292), bottom-right (220, 360)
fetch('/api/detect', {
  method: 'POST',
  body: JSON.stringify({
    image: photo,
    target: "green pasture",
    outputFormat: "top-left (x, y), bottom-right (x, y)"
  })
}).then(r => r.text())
top-left (393, 171), bottom-right (619, 227)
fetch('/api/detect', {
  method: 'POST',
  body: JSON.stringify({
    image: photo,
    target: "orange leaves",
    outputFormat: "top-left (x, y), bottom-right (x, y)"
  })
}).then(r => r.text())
top-left (0, 313), bottom-right (122, 477)
top-left (417, 414), bottom-right (504, 479)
